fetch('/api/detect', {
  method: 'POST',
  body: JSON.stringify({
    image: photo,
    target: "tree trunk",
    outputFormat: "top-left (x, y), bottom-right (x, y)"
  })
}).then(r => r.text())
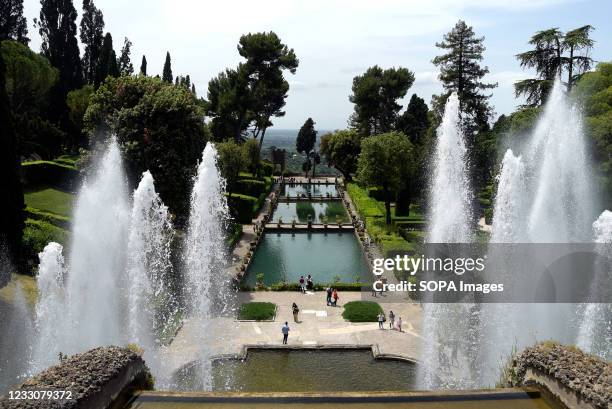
top-left (384, 185), bottom-right (392, 226)
top-left (567, 46), bottom-right (574, 92)
top-left (312, 153), bottom-right (317, 178)
top-left (258, 125), bottom-right (268, 151)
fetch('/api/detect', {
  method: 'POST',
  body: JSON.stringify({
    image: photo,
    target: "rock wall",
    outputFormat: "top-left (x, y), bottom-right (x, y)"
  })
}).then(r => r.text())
top-left (511, 343), bottom-right (611, 409)
top-left (0, 346), bottom-right (153, 409)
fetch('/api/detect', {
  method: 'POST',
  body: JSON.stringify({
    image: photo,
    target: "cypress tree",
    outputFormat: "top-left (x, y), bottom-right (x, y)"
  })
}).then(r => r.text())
top-left (140, 55), bottom-right (147, 76)
top-left (0, 0), bottom-right (29, 44)
top-left (0, 50), bottom-right (25, 281)
top-left (162, 51), bottom-right (172, 83)
top-left (117, 37), bottom-right (133, 75)
top-left (80, 0), bottom-right (104, 84)
top-left (95, 32), bottom-right (118, 86)
top-left (191, 83), bottom-right (196, 95)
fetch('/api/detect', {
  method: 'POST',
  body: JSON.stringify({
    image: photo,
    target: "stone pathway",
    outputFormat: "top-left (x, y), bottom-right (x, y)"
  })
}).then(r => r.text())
top-left (165, 291), bottom-right (423, 375)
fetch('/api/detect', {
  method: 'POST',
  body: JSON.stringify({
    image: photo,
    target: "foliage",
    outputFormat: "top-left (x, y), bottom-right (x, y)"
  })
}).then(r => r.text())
top-left (84, 75), bottom-right (206, 221)
top-left (226, 222), bottom-right (243, 248)
top-left (296, 117), bottom-right (317, 154)
top-left (516, 26), bottom-right (594, 105)
top-left (217, 140), bottom-right (246, 194)
top-left (395, 94), bottom-right (430, 145)
top-left (66, 84), bottom-right (93, 145)
top-left (95, 32), bottom-right (118, 87)
top-left (0, 49), bottom-right (25, 276)
top-left (432, 20), bottom-right (496, 135)
top-left (323, 201), bottom-right (348, 223)
top-left (0, 0), bottom-right (29, 44)
top-left (226, 193), bottom-right (257, 223)
top-left (349, 65), bottom-right (414, 136)
top-left (140, 55), bottom-right (147, 76)
top-left (320, 130), bottom-right (361, 180)
top-left (118, 37), bottom-right (133, 76)
top-left (356, 132), bottom-right (415, 225)
top-left (21, 218), bottom-right (68, 262)
top-left (574, 62), bottom-right (612, 200)
top-left (162, 51), bottom-right (172, 83)
top-left (346, 183), bottom-right (384, 218)
top-left (243, 138), bottom-right (261, 175)
top-left (25, 206), bottom-right (69, 229)
top-left (235, 179), bottom-right (266, 197)
top-left (24, 187), bottom-right (74, 217)
top-left (342, 301), bottom-right (383, 322)
top-left (79, 0), bottom-right (104, 84)
top-left (238, 302), bottom-right (276, 320)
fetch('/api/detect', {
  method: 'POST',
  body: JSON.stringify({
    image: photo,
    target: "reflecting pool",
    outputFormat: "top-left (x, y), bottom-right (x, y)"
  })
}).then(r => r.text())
top-left (272, 201), bottom-right (349, 224)
top-left (283, 184), bottom-right (338, 197)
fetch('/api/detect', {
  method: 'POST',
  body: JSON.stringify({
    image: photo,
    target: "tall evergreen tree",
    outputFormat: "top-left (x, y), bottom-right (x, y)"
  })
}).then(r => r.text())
top-left (117, 37), bottom-right (133, 75)
top-left (94, 32), bottom-right (118, 86)
top-left (162, 51), bottom-right (172, 83)
top-left (191, 83), bottom-right (195, 95)
top-left (563, 25), bottom-right (594, 91)
top-left (0, 0), bottom-right (29, 44)
top-left (0, 50), bottom-right (25, 280)
top-left (140, 54), bottom-right (147, 75)
top-left (349, 65), bottom-right (415, 136)
top-left (432, 20), bottom-right (497, 135)
top-left (296, 117), bottom-right (318, 177)
top-left (395, 94), bottom-right (430, 145)
top-left (79, 0), bottom-right (104, 84)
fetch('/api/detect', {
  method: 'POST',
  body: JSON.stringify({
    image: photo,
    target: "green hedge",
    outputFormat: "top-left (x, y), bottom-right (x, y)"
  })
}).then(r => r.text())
top-left (347, 183), bottom-right (385, 218)
top-left (25, 206), bottom-right (70, 229)
top-left (342, 301), bottom-right (383, 322)
top-left (227, 222), bottom-right (243, 248)
top-left (226, 193), bottom-right (257, 223)
top-left (21, 160), bottom-right (78, 190)
top-left (261, 161), bottom-right (274, 176)
top-left (22, 218), bottom-right (69, 261)
top-left (235, 179), bottom-right (266, 197)
top-left (238, 302), bottom-right (276, 320)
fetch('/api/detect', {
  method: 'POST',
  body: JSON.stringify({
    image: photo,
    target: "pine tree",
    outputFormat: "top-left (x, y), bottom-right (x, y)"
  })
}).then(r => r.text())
top-left (38, 0), bottom-right (83, 126)
top-left (432, 20), bottom-right (497, 135)
top-left (162, 51), bottom-right (172, 83)
top-left (95, 32), bottom-right (118, 86)
top-left (296, 118), bottom-right (317, 177)
top-left (0, 0), bottom-right (29, 44)
top-left (395, 94), bottom-right (430, 145)
top-left (79, 0), bottom-right (104, 84)
top-left (191, 83), bottom-right (196, 95)
top-left (117, 37), bottom-right (133, 75)
top-left (140, 55), bottom-right (147, 76)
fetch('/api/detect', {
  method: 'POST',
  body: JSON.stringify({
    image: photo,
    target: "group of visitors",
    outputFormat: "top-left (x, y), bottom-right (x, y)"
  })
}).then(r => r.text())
top-left (377, 310), bottom-right (403, 332)
top-left (298, 275), bottom-right (314, 293)
top-left (326, 287), bottom-right (339, 306)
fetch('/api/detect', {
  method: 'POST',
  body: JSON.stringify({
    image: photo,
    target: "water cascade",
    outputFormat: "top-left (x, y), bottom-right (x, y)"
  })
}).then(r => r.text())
top-left (182, 142), bottom-right (231, 390)
top-left (419, 93), bottom-right (476, 389)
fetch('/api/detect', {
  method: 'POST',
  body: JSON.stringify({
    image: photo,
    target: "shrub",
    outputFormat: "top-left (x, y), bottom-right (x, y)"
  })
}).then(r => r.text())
top-left (235, 179), bottom-right (266, 197)
top-left (342, 301), bottom-right (383, 322)
top-left (261, 160), bottom-right (274, 176)
top-left (238, 302), bottom-right (276, 320)
top-left (226, 193), bottom-right (257, 223)
top-left (22, 219), bottom-right (69, 263)
top-left (25, 207), bottom-right (70, 229)
top-left (347, 183), bottom-right (384, 218)
top-left (21, 161), bottom-right (78, 190)
top-left (226, 222), bottom-right (243, 248)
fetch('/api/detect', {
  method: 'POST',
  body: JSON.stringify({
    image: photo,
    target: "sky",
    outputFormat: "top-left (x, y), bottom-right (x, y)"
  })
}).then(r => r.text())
top-left (22, 0), bottom-right (612, 130)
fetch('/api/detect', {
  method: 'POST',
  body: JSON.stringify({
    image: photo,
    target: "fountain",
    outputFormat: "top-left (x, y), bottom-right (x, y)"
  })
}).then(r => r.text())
top-left (182, 142), bottom-right (231, 390)
top-left (126, 171), bottom-right (175, 375)
top-left (419, 92), bottom-right (477, 389)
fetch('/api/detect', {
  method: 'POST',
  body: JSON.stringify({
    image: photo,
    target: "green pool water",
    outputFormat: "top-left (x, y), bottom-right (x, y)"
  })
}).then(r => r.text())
top-left (283, 184), bottom-right (338, 197)
top-left (272, 201), bottom-right (349, 223)
top-left (245, 232), bottom-right (369, 286)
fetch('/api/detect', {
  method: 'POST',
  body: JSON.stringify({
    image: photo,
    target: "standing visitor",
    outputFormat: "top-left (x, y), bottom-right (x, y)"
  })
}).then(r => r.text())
top-left (332, 288), bottom-right (339, 306)
top-left (292, 302), bottom-right (300, 322)
top-left (326, 287), bottom-right (332, 306)
top-left (388, 310), bottom-right (395, 329)
top-left (299, 276), bottom-right (306, 293)
top-left (282, 322), bottom-right (290, 344)
top-left (377, 312), bottom-right (385, 329)
top-left (307, 274), bottom-right (313, 291)
top-left (397, 317), bottom-right (403, 332)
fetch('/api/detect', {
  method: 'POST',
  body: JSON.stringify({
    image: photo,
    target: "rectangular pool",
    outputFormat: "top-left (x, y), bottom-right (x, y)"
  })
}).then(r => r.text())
top-left (272, 201), bottom-right (349, 224)
top-left (245, 232), bottom-right (369, 287)
top-left (283, 184), bottom-right (338, 197)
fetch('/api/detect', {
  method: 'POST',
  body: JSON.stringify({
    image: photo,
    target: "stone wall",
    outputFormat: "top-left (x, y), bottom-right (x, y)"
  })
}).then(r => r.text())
top-left (0, 346), bottom-right (153, 409)
top-left (511, 343), bottom-right (611, 409)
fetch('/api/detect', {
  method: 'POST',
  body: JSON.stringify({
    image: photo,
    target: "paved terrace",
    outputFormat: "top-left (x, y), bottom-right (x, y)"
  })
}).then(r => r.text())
top-left (164, 291), bottom-right (423, 375)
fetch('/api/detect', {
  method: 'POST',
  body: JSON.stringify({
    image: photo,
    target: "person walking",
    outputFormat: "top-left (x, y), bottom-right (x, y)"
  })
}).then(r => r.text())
top-left (332, 288), bottom-right (339, 306)
top-left (299, 276), bottom-right (305, 294)
top-left (377, 312), bottom-right (385, 329)
top-left (282, 322), bottom-right (290, 344)
top-left (292, 302), bottom-right (300, 322)
top-left (388, 310), bottom-right (395, 330)
top-left (326, 287), bottom-right (332, 306)
top-left (397, 317), bottom-right (403, 332)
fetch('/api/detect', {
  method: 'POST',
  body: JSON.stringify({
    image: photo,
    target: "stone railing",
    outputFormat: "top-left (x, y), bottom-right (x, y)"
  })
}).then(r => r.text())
top-left (0, 346), bottom-right (153, 409)
top-left (508, 343), bottom-right (610, 409)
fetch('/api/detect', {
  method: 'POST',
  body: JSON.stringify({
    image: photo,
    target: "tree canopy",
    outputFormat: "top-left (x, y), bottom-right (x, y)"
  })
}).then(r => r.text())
top-left (0, 0), bottom-right (29, 44)
top-left (395, 94), bottom-right (430, 145)
top-left (320, 130), bottom-right (361, 181)
top-left (140, 55), bottom-right (147, 76)
top-left (162, 51), bottom-right (172, 83)
top-left (349, 65), bottom-right (414, 136)
top-left (79, 0), bottom-right (104, 84)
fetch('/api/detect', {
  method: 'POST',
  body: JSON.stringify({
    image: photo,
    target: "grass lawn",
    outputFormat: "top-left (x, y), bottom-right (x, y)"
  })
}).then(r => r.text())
top-left (24, 187), bottom-right (74, 217)
top-left (342, 301), bottom-right (383, 322)
top-left (238, 302), bottom-right (276, 320)
top-left (0, 274), bottom-right (38, 307)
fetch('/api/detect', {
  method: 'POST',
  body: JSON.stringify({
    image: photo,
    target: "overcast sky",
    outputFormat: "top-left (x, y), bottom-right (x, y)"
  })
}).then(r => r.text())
top-left (22, 0), bottom-right (612, 130)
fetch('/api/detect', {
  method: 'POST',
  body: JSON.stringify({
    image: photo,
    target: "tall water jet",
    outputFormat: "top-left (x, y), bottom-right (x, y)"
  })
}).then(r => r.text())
top-left (31, 243), bottom-right (66, 373)
top-left (126, 171), bottom-right (175, 369)
top-left (66, 138), bottom-right (129, 352)
top-left (490, 150), bottom-right (527, 243)
top-left (427, 92), bottom-right (473, 243)
top-left (419, 92), bottom-right (476, 389)
top-left (183, 142), bottom-right (230, 389)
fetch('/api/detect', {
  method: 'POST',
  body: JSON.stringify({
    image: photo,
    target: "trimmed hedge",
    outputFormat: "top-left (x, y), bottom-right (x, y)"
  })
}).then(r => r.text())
top-left (261, 161), bottom-right (274, 176)
top-left (238, 302), bottom-right (276, 320)
top-left (22, 218), bottom-right (69, 261)
top-left (21, 160), bottom-right (78, 190)
top-left (235, 179), bottom-right (266, 197)
top-left (347, 183), bottom-right (384, 218)
top-left (226, 193), bottom-right (257, 223)
top-left (342, 301), bottom-right (383, 322)
top-left (25, 206), bottom-right (70, 229)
